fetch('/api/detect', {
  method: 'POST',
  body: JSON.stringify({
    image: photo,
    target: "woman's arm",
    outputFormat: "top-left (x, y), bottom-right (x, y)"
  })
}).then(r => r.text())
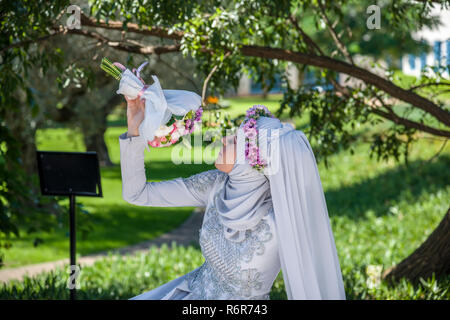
top-left (119, 131), bottom-right (224, 207)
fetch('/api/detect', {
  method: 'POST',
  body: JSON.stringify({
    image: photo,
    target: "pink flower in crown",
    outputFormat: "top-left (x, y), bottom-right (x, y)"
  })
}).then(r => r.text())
top-left (245, 127), bottom-right (257, 139)
top-left (194, 107), bottom-right (203, 122)
top-left (247, 118), bottom-right (257, 127)
top-left (248, 142), bottom-right (257, 153)
top-left (249, 157), bottom-right (258, 166)
top-left (249, 137), bottom-right (259, 147)
top-left (248, 146), bottom-right (259, 160)
top-left (246, 132), bottom-right (256, 141)
top-left (249, 153), bottom-right (259, 164)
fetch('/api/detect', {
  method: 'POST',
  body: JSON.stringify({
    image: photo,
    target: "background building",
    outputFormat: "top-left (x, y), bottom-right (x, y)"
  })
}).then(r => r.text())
top-left (401, 7), bottom-right (449, 78)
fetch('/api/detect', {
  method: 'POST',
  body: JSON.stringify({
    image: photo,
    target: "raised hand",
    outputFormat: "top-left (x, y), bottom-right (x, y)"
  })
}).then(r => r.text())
top-left (125, 96), bottom-right (145, 137)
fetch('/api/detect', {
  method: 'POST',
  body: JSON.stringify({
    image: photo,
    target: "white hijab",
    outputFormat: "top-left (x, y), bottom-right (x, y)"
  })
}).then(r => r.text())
top-left (214, 151), bottom-right (272, 242)
top-left (215, 116), bottom-right (346, 300)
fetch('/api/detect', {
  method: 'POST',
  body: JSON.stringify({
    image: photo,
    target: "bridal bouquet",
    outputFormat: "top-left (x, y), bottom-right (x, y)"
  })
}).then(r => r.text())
top-left (101, 57), bottom-right (203, 148)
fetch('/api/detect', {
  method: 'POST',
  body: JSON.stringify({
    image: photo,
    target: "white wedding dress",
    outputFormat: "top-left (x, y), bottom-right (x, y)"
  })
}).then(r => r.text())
top-left (119, 132), bottom-right (281, 300)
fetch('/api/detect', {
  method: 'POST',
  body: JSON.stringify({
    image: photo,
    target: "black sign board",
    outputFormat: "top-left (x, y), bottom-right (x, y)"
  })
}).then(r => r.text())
top-left (37, 151), bottom-right (102, 197)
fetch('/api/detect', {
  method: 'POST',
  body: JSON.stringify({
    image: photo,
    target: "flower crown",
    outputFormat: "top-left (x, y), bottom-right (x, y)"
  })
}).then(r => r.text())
top-left (241, 105), bottom-right (275, 172)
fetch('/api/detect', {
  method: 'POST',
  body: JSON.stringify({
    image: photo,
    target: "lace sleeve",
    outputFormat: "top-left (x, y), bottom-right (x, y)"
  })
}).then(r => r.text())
top-left (182, 169), bottom-right (227, 206)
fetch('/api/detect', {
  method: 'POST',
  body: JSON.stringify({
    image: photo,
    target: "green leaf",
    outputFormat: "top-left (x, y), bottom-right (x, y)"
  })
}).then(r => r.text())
top-left (166, 117), bottom-right (176, 126)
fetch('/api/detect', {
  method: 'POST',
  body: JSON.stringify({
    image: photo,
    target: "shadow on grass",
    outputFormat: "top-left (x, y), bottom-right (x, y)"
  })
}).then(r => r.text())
top-left (324, 155), bottom-right (450, 220)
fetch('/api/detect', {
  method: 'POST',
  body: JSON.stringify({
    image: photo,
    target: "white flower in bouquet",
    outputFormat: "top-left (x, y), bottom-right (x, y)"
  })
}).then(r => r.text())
top-left (176, 121), bottom-right (187, 136)
top-left (154, 125), bottom-right (172, 137)
top-left (171, 131), bottom-right (181, 141)
top-left (175, 119), bottom-right (185, 128)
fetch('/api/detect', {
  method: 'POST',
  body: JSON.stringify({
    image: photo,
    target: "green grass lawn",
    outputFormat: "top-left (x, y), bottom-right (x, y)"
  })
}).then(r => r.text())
top-left (1, 94), bottom-right (449, 299)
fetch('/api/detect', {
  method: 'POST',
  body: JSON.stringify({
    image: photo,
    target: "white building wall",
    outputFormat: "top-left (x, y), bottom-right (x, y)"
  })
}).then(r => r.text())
top-left (237, 73), bottom-right (252, 96)
top-left (402, 7), bottom-right (450, 78)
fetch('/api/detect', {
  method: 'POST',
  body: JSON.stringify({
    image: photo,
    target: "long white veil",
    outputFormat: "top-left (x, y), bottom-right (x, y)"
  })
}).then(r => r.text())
top-left (262, 122), bottom-right (346, 300)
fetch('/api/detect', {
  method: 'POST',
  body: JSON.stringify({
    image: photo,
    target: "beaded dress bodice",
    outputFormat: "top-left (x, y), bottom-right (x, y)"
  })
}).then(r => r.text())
top-left (183, 170), bottom-right (280, 300)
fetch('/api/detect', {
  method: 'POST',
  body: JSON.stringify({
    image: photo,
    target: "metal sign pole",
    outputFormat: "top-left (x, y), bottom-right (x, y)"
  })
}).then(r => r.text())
top-left (69, 193), bottom-right (77, 301)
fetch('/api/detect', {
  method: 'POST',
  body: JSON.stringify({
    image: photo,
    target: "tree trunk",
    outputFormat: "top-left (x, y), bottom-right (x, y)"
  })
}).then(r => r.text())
top-left (5, 104), bottom-right (39, 177)
top-left (262, 85), bottom-right (269, 99)
top-left (82, 94), bottom-right (122, 167)
top-left (83, 128), bottom-right (113, 167)
top-left (82, 106), bottom-right (114, 167)
top-left (382, 208), bottom-right (450, 284)
top-left (21, 133), bottom-right (39, 177)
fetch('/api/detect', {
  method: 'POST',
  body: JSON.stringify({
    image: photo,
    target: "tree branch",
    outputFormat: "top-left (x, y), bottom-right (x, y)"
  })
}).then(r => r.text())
top-left (80, 13), bottom-right (183, 41)
top-left (0, 29), bottom-right (64, 53)
top-left (369, 93), bottom-right (450, 138)
top-left (240, 45), bottom-right (450, 126)
top-left (316, 1), bottom-right (355, 65)
top-left (65, 27), bottom-right (180, 55)
top-left (370, 107), bottom-right (450, 138)
top-left (408, 82), bottom-right (450, 91)
top-left (426, 139), bottom-right (448, 162)
top-left (289, 14), bottom-right (351, 96)
top-left (289, 14), bottom-right (324, 56)
top-left (201, 51), bottom-right (232, 106)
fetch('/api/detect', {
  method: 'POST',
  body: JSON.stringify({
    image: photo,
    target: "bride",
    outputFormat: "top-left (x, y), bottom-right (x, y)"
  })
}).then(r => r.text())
top-left (120, 96), bottom-right (346, 300)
